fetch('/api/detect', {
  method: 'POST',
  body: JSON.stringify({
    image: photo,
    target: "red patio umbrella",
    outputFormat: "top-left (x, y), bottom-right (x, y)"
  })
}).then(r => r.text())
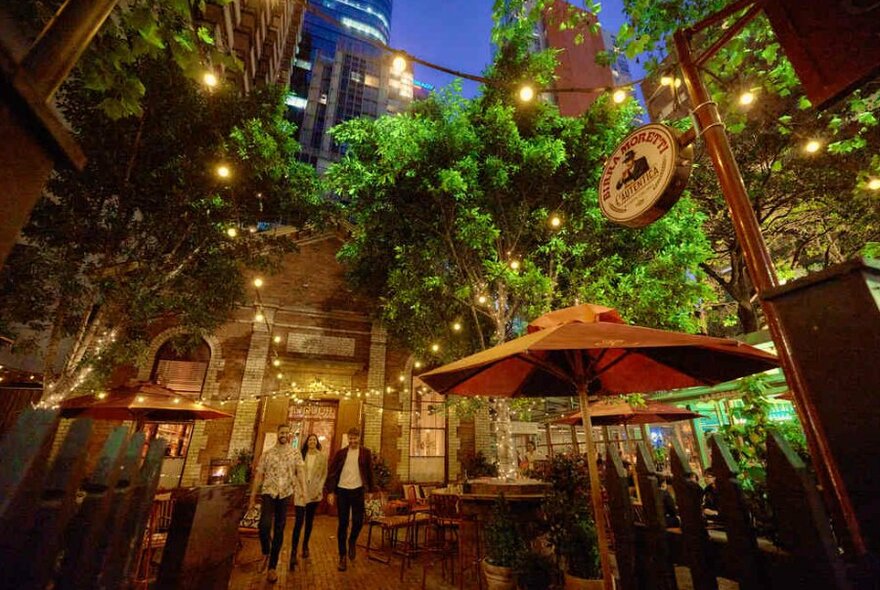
top-left (553, 400), bottom-right (704, 426)
top-left (60, 380), bottom-right (232, 423)
top-left (419, 304), bottom-right (777, 588)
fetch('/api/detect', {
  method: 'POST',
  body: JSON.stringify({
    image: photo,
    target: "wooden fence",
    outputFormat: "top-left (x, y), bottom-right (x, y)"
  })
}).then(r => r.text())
top-left (0, 409), bottom-right (166, 590)
top-left (0, 408), bottom-right (249, 589)
top-left (605, 432), bottom-right (879, 590)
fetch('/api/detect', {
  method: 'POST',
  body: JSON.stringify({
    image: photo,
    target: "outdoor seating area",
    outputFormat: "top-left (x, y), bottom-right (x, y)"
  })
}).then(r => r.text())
top-left (1, 0), bottom-right (879, 589)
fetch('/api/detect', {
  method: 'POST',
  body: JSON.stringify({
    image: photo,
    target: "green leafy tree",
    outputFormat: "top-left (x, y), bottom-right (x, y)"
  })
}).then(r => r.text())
top-left (326, 1), bottom-right (713, 366)
top-left (613, 0), bottom-right (880, 333)
top-left (0, 60), bottom-right (323, 400)
top-left (10, 0), bottom-right (240, 119)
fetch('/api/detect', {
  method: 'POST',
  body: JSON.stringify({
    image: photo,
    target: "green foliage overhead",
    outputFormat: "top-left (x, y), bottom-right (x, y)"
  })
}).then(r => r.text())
top-left (12, 0), bottom-right (240, 119)
top-left (326, 5), bottom-right (713, 363)
top-left (611, 0), bottom-right (880, 334)
top-left (0, 59), bottom-right (323, 398)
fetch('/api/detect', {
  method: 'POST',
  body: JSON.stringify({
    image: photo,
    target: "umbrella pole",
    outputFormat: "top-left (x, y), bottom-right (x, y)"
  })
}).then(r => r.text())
top-left (577, 384), bottom-right (613, 590)
top-left (570, 425), bottom-right (580, 454)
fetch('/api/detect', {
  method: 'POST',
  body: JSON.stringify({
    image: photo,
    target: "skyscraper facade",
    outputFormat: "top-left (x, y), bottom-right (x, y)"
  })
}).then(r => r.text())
top-left (288, 1), bottom-right (413, 172)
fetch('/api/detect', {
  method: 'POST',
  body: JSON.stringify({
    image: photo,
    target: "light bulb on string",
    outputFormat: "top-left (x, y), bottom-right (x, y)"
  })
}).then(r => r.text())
top-left (612, 89), bottom-right (627, 103)
top-left (203, 71), bottom-right (218, 87)
top-left (226, 227), bottom-right (238, 238)
top-left (868, 178), bottom-right (880, 190)
top-left (549, 215), bottom-right (561, 228)
top-left (431, 343), bottom-right (440, 353)
top-left (452, 321), bottom-right (462, 332)
top-left (253, 277), bottom-right (264, 288)
top-left (804, 140), bottom-right (822, 154)
top-left (738, 90), bottom-right (755, 106)
top-left (273, 358), bottom-right (281, 367)
top-left (518, 85), bottom-right (535, 102)
top-left (391, 54), bottom-right (407, 75)
top-left (216, 164), bottom-right (231, 179)
top-left (274, 335), bottom-right (282, 344)
top-left (477, 294), bottom-right (487, 305)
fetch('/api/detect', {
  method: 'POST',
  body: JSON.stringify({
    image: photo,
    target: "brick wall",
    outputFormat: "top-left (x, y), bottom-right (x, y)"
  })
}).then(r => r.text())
top-left (474, 405), bottom-right (494, 460)
top-left (363, 322), bottom-right (386, 452)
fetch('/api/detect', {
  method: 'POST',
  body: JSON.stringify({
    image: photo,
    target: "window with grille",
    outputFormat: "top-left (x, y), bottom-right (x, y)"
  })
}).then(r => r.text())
top-left (410, 388), bottom-right (446, 458)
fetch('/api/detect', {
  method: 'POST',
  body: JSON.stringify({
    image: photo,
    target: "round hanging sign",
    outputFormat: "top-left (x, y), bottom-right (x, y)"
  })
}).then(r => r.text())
top-left (598, 123), bottom-right (693, 228)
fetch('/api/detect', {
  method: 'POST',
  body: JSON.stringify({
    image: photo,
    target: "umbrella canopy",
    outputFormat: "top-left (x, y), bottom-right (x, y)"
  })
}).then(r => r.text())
top-left (526, 302), bottom-right (623, 332)
top-left (420, 320), bottom-right (778, 398)
top-left (61, 381), bottom-right (232, 422)
top-left (419, 303), bottom-right (778, 589)
top-left (552, 400), bottom-right (704, 426)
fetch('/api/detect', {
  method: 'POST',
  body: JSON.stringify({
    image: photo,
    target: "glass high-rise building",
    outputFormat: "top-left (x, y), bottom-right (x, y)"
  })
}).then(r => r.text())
top-left (288, 0), bottom-right (412, 172)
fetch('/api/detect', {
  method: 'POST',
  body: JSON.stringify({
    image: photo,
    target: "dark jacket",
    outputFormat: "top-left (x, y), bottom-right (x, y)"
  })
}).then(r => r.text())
top-left (325, 445), bottom-right (375, 493)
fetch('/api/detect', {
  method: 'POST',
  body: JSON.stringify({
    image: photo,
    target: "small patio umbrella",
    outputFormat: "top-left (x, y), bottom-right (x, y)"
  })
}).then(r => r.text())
top-left (553, 400), bottom-right (704, 426)
top-left (60, 380), bottom-right (232, 423)
top-left (419, 304), bottom-right (777, 589)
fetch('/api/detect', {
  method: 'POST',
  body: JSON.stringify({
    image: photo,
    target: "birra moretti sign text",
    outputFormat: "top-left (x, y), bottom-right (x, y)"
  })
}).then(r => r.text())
top-left (598, 123), bottom-right (693, 228)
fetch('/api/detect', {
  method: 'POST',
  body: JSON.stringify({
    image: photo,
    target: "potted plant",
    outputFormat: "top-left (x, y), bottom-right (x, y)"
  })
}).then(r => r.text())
top-left (515, 549), bottom-right (555, 590)
top-left (540, 454), bottom-right (603, 589)
top-left (559, 514), bottom-right (602, 589)
top-left (482, 494), bottom-right (524, 590)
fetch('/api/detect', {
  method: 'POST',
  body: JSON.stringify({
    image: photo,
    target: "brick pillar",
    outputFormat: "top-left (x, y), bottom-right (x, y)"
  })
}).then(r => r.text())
top-left (180, 420), bottom-right (208, 486)
top-left (448, 396), bottom-right (461, 481)
top-left (363, 322), bottom-right (386, 453)
top-left (226, 311), bottom-right (272, 458)
top-left (474, 405), bottom-right (494, 460)
top-left (227, 399), bottom-right (260, 459)
top-left (396, 362), bottom-right (413, 483)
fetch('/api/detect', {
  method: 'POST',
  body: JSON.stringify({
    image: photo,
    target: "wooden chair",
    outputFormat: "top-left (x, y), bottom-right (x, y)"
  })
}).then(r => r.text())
top-left (364, 497), bottom-right (415, 564)
top-left (133, 492), bottom-right (174, 588)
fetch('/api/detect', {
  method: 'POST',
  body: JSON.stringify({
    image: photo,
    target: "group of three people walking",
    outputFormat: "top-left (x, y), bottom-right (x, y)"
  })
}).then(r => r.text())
top-left (247, 424), bottom-right (374, 582)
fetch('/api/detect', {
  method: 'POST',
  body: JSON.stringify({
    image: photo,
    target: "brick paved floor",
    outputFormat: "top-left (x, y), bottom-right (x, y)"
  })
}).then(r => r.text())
top-left (228, 515), bottom-right (737, 590)
top-left (229, 515), bottom-right (467, 590)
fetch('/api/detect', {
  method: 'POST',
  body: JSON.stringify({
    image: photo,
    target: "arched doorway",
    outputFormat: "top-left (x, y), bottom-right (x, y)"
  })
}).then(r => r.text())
top-left (146, 337), bottom-right (212, 488)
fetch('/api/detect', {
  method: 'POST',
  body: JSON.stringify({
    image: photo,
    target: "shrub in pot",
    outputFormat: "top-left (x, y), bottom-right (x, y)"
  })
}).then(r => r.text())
top-left (515, 549), bottom-right (555, 590)
top-left (482, 494), bottom-right (524, 590)
top-left (540, 454), bottom-right (602, 588)
top-left (559, 515), bottom-right (602, 589)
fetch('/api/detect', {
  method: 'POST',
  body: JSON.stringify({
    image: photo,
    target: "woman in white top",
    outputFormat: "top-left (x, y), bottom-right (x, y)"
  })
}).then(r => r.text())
top-left (290, 434), bottom-right (328, 568)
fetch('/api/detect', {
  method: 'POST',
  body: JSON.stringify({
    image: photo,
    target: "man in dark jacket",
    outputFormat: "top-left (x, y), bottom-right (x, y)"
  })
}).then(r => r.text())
top-left (325, 426), bottom-right (375, 571)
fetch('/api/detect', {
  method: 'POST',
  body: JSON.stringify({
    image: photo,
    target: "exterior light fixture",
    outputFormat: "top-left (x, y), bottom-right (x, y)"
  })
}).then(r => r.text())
top-left (173, 397), bottom-right (181, 404)
top-left (805, 140), bottom-right (822, 153)
top-left (216, 164), bottom-right (231, 179)
top-left (253, 277), bottom-right (264, 288)
top-left (273, 335), bottom-right (282, 343)
top-left (739, 91), bottom-right (755, 106)
top-left (203, 72), bottom-right (219, 87)
top-left (612, 89), bottom-right (627, 103)
top-left (550, 215), bottom-right (561, 228)
top-left (519, 85), bottom-right (535, 102)
top-left (392, 54), bottom-right (407, 75)
top-left (137, 396), bottom-right (145, 403)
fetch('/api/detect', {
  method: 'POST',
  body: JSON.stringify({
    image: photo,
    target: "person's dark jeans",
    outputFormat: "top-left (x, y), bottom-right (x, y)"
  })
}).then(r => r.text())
top-left (336, 487), bottom-right (365, 557)
top-left (292, 501), bottom-right (319, 553)
top-left (258, 494), bottom-right (291, 569)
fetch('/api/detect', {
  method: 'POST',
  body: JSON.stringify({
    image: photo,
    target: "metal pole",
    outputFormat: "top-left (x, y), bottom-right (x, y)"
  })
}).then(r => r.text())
top-left (20, 0), bottom-right (119, 99)
top-left (674, 28), bottom-right (866, 555)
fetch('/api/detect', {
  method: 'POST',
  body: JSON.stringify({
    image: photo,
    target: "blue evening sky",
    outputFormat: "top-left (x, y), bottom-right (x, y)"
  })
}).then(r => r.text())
top-left (390, 0), bottom-right (644, 99)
